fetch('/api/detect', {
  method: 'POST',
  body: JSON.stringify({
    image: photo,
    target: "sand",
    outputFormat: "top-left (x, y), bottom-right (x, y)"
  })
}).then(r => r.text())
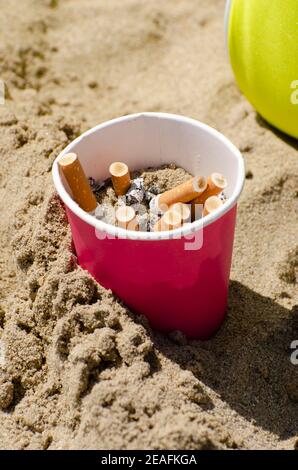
top-left (0, 0), bottom-right (297, 450)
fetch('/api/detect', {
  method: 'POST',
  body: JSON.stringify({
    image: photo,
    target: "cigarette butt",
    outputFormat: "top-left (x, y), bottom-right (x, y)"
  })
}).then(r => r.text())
top-left (58, 153), bottom-right (97, 212)
top-left (170, 202), bottom-right (191, 222)
top-left (203, 196), bottom-right (223, 217)
top-left (193, 173), bottom-right (227, 205)
top-left (154, 208), bottom-right (183, 232)
top-left (191, 199), bottom-right (203, 222)
top-left (109, 162), bottom-right (131, 196)
top-left (157, 176), bottom-right (207, 212)
top-left (115, 206), bottom-right (138, 230)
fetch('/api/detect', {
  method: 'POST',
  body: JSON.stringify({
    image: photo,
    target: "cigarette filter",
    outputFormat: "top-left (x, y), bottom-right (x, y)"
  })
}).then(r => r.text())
top-left (58, 153), bottom-right (97, 212)
top-left (170, 202), bottom-right (191, 223)
top-left (154, 207), bottom-right (183, 232)
top-left (203, 195), bottom-right (223, 217)
top-left (109, 162), bottom-right (131, 196)
top-left (157, 176), bottom-right (207, 212)
top-left (193, 173), bottom-right (227, 205)
top-left (116, 206), bottom-right (138, 230)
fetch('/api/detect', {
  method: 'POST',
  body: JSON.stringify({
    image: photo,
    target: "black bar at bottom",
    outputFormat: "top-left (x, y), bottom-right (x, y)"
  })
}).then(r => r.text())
top-left (0, 449), bottom-right (296, 464)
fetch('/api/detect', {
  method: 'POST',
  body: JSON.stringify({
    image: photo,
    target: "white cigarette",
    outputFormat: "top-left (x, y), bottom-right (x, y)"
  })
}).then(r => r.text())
top-left (203, 196), bottom-right (223, 216)
top-left (154, 207), bottom-right (183, 232)
top-left (170, 202), bottom-right (191, 223)
top-left (115, 206), bottom-right (138, 230)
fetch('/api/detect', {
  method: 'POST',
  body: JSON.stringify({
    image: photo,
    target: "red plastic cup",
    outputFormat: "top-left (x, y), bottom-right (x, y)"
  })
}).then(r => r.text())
top-left (52, 113), bottom-right (244, 339)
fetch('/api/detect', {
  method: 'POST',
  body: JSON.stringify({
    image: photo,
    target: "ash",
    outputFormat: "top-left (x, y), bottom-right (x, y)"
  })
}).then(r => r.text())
top-left (125, 178), bottom-right (145, 205)
top-left (145, 185), bottom-right (160, 203)
top-left (125, 178), bottom-right (162, 207)
top-left (219, 191), bottom-right (227, 201)
top-left (94, 203), bottom-right (115, 225)
top-left (137, 212), bottom-right (159, 232)
top-left (89, 177), bottom-right (106, 193)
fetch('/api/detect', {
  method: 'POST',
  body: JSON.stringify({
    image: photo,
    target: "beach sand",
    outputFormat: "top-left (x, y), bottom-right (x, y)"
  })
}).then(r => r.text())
top-left (0, 0), bottom-right (297, 450)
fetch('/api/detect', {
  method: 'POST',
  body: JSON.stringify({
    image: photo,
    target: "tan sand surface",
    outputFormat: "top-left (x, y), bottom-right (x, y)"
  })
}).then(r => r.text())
top-left (0, 0), bottom-right (297, 450)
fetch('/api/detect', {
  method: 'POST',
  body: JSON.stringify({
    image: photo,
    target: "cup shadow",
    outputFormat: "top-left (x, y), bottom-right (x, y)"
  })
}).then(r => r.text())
top-left (150, 280), bottom-right (298, 440)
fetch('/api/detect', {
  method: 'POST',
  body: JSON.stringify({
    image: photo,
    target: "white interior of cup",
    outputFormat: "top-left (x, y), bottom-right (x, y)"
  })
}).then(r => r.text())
top-left (52, 112), bottom-right (245, 241)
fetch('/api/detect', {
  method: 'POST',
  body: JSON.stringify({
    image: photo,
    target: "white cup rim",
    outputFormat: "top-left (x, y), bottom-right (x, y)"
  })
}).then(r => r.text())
top-left (52, 112), bottom-right (245, 241)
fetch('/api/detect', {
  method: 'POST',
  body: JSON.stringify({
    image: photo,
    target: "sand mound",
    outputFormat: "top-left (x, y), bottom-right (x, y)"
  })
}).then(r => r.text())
top-left (0, 0), bottom-right (297, 450)
top-left (1, 194), bottom-right (232, 449)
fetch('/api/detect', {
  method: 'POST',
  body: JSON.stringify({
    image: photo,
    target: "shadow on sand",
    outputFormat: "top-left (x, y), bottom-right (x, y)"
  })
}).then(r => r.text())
top-left (151, 280), bottom-right (298, 440)
top-left (255, 114), bottom-right (298, 151)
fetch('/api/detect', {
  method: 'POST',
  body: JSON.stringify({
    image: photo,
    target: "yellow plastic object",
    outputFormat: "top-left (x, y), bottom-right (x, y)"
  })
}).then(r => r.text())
top-left (226, 0), bottom-right (298, 138)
